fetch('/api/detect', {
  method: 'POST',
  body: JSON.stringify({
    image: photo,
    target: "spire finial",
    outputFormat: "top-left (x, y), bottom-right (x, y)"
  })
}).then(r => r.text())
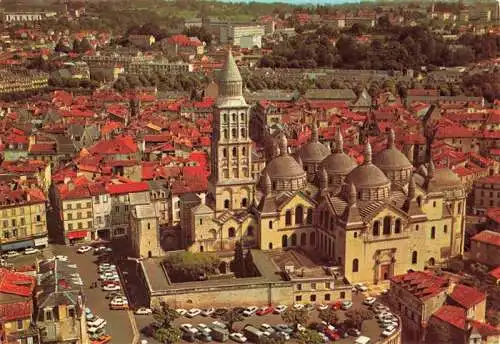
top-left (279, 133), bottom-right (288, 156)
top-left (388, 129), bottom-right (395, 149)
top-left (335, 128), bottom-right (344, 153)
top-left (311, 121), bottom-right (319, 142)
top-left (364, 141), bottom-right (372, 164)
top-left (348, 182), bottom-right (357, 205)
top-left (263, 172), bottom-right (272, 194)
top-left (408, 174), bottom-right (416, 199)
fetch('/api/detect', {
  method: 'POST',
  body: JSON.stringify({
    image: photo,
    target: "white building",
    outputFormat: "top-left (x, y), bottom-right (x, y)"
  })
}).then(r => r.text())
top-left (220, 24), bottom-right (265, 46)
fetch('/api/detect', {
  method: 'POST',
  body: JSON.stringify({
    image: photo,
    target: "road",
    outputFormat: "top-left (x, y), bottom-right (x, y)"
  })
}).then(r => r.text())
top-left (135, 293), bottom-right (388, 344)
top-left (43, 244), bottom-right (136, 344)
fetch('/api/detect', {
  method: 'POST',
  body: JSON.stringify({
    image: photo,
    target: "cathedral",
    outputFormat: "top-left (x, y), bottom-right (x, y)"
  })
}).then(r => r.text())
top-left (181, 50), bottom-right (466, 285)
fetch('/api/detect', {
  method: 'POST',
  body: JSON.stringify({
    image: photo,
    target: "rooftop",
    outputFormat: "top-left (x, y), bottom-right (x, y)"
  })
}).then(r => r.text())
top-left (390, 271), bottom-right (449, 300)
top-left (471, 230), bottom-right (500, 248)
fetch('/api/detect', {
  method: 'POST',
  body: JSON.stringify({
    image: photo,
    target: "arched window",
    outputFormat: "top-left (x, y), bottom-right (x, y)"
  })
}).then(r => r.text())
top-left (282, 235), bottom-right (288, 248)
top-left (383, 216), bottom-right (391, 235)
top-left (300, 233), bottom-right (307, 246)
top-left (247, 226), bottom-right (254, 236)
top-left (222, 148), bottom-right (227, 158)
top-left (307, 208), bottom-right (313, 224)
top-left (232, 113), bottom-right (236, 122)
top-left (223, 114), bottom-right (228, 122)
top-left (395, 219), bottom-right (402, 234)
top-left (417, 196), bottom-right (422, 208)
top-left (352, 258), bottom-right (359, 273)
top-left (241, 198), bottom-right (247, 207)
top-left (242, 147), bottom-right (246, 155)
top-left (457, 202), bottom-right (462, 214)
top-left (240, 113), bottom-right (245, 121)
top-left (228, 227), bottom-right (235, 238)
top-left (224, 199), bottom-right (230, 209)
top-left (232, 147), bottom-right (237, 156)
top-left (232, 128), bottom-right (237, 138)
top-left (373, 221), bottom-right (380, 236)
top-left (412, 251), bottom-right (418, 264)
top-left (285, 210), bottom-right (292, 226)
top-left (295, 206), bottom-right (304, 225)
top-left (268, 220), bottom-right (273, 229)
top-left (431, 226), bottom-right (436, 239)
top-left (310, 232), bottom-right (316, 246)
top-left (291, 233), bottom-right (297, 246)
top-left (224, 129), bottom-right (228, 139)
top-left (428, 257), bottom-right (435, 266)
top-left (268, 242), bottom-right (273, 249)
top-left (241, 128), bottom-right (246, 137)
top-left (444, 225), bottom-right (448, 233)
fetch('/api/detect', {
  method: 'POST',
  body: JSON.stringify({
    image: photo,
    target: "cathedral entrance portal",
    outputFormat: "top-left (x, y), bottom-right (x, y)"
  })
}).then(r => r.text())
top-left (380, 264), bottom-right (391, 281)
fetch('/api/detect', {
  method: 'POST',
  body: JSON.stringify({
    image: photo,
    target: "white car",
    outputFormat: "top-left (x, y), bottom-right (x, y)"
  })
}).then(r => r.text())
top-left (229, 332), bottom-right (247, 343)
top-left (110, 297), bottom-right (128, 306)
top-left (317, 304), bottom-right (329, 311)
top-left (135, 307), bottom-right (152, 315)
top-left (180, 323), bottom-right (198, 334)
top-left (201, 308), bottom-right (215, 316)
top-left (71, 278), bottom-right (84, 286)
top-left (87, 317), bottom-right (106, 329)
top-left (102, 283), bottom-right (121, 291)
top-left (99, 272), bottom-right (119, 280)
top-left (24, 248), bottom-right (39, 255)
top-left (186, 308), bottom-right (202, 318)
top-left (273, 305), bottom-right (287, 314)
top-left (242, 306), bottom-right (258, 317)
top-left (363, 297), bottom-right (377, 305)
top-left (277, 331), bottom-right (291, 340)
top-left (2, 251), bottom-right (19, 259)
top-left (293, 304), bottom-right (304, 310)
top-left (260, 323), bottom-right (274, 333)
top-left (342, 300), bottom-right (353, 310)
top-left (196, 323), bottom-right (212, 333)
top-left (354, 283), bottom-right (368, 292)
top-left (77, 246), bottom-right (92, 253)
top-left (211, 321), bottom-right (227, 329)
top-left (297, 324), bottom-right (306, 332)
top-left (176, 309), bottom-right (187, 316)
top-left (382, 325), bottom-right (397, 337)
top-left (55, 255), bottom-right (68, 261)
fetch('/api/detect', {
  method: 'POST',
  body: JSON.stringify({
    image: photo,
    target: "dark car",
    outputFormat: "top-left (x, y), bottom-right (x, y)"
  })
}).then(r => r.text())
top-left (213, 308), bottom-right (228, 317)
top-left (181, 331), bottom-right (196, 342)
top-left (310, 322), bottom-right (326, 333)
top-left (347, 328), bottom-right (361, 337)
top-left (233, 307), bottom-right (245, 314)
top-left (196, 332), bottom-right (212, 342)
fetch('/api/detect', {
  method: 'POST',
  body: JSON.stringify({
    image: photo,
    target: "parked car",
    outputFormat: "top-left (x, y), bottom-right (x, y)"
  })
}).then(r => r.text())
top-left (201, 308), bottom-right (215, 317)
top-left (260, 323), bottom-right (275, 334)
top-left (256, 306), bottom-right (273, 316)
top-left (77, 246), bottom-right (92, 253)
top-left (181, 331), bottom-right (196, 342)
top-left (304, 303), bottom-right (316, 312)
top-left (382, 325), bottom-right (397, 337)
top-left (55, 255), bottom-right (68, 261)
top-left (363, 297), bottom-right (376, 305)
top-left (196, 324), bottom-right (212, 334)
top-left (135, 307), bottom-right (152, 315)
top-left (102, 283), bottom-right (121, 291)
top-left (87, 317), bottom-right (106, 329)
top-left (91, 334), bottom-right (112, 344)
top-left (2, 251), bottom-right (19, 259)
top-left (213, 308), bottom-right (228, 317)
top-left (273, 305), bottom-right (287, 314)
top-left (186, 308), bottom-right (202, 318)
top-left (242, 306), bottom-right (258, 317)
top-left (317, 304), bottom-right (329, 311)
top-left (196, 332), bottom-right (212, 342)
top-left (229, 332), bottom-right (247, 343)
top-left (347, 328), bottom-right (361, 336)
top-left (176, 309), bottom-right (187, 316)
top-left (341, 300), bottom-right (353, 310)
top-left (105, 292), bottom-right (124, 300)
top-left (324, 328), bottom-right (340, 341)
top-left (354, 283), bottom-right (368, 292)
top-left (273, 324), bottom-right (293, 334)
top-left (331, 300), bottom-right (342, 310)
top-left (210, 320), bottom-right (227, 329)
top-left (24, 248), bottom-right (39, 255)
top-left (180, 324), bottom-right (198, 334)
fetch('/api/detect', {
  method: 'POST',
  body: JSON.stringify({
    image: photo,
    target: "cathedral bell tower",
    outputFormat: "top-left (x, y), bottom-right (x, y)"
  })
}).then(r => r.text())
top-left (207, 49), bottom-right (254, 214)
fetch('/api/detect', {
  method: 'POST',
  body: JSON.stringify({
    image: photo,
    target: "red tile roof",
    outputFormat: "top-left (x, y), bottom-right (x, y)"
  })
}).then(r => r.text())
top-left (486, 208), bottom-right (500, 224)
top-left (88, 135), bottom-right (137, 155)
top-left (449, 284), bottom-right (486, 309)
top-left (476, 175), bottom-right (500, 185)
top-left (433, 305), bottom-right (466, 330)
top-left (488, 266), bottom-right (500, 280)
top-left (0, 268), bottom-right (35, 297)
top-left (471, 230), bottom-right (500, 248)
top-left (0, 301), bottom-right (33, 322)
top-left (390, 271), bottom-right (449, 300)
top-left (470, 320), bottom-right (500, 337)
top-left (105, 181), bottom-right (149, 195)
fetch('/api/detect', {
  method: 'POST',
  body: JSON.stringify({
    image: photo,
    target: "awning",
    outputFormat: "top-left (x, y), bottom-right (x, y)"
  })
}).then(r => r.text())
top-left (1, 240), bottom-right (34, 251)
top-left (66, 231), bottom-right (88, 240)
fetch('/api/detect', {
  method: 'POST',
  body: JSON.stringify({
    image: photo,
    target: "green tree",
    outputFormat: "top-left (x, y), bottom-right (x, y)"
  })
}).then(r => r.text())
top-left (152, 302), bottom-right (179, 329)
top-left (244, 249), bottom-right (256, 277)
top-left (232, 241), bottom-right (246, 277)
top-left (345, 309), bottom-right (373, 330)
top-left (153, 327), bottom-right (181, 344)
top-left (281, 309), bottom-right (310, 332)
top-left (79, 38), bottom-right (93, 52)
top-left (318, 308), bottom-right (338, 325)
top-left (297, 329), bottom-right (324, 344)
top-left (221, 309), bottom-right (243, 332)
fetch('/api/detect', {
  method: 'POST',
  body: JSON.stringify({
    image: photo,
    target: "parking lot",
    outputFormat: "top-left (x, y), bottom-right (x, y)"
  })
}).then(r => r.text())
top-left (135, 292), bottom-right (392, 343)
top-left (5, 243), bottom-right (136, 344)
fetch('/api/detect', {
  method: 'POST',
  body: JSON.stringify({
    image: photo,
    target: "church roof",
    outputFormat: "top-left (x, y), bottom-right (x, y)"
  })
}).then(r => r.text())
top-left (219, 49), bottom-right (242, 83)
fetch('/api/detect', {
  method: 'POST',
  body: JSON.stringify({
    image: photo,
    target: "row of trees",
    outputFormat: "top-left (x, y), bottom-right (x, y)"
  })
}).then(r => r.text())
top-left (113, 72), bottom-right (208, 93)
top-left (147, 300), bottom-right (374, 344)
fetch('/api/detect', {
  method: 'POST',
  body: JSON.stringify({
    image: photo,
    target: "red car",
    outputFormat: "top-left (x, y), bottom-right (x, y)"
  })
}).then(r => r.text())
top-left (330, 300), bottom-right (342, 310)
top-left (256, 306), bottom-right (273, 316)
top-left (324, 328), bottom-right (340, 341)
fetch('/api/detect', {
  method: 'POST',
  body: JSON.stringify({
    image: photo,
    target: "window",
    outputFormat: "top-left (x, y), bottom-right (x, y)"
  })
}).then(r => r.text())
top-left (247, 226), bottom-right (254, 236)
top-left (94, 196), bottom-right (100, 204)
top-left (295, 206), bottom-right (304, 225)
top-left (232, 113), bottom-right (236, 122)
top-left (291, 233), bottom-right (297, 246)
top-left (77, 222), bottom-right (82, 229)
top-left (68, 307), bottom-right (75, 318)
top-left (310, 232), bottom-right (316, 246)
top-left (12, 229), bottom-right (17, 237)
top-left (87, 211), bottom-right (91, 218)
top-left (433, 201), bottom-right (437, 207)
top-left (417, 196), bottom-right (422, 208)
top-left (87, 221), bottom-right (92, 228)
top-left (232, 128), bottom-right (237, 138)
top-left (282, 234), bottom-right (288, 248)
top-left (285, 210), bottom-right (292, 226)
top-left (240, 113), bottom-right (245, 121)
top-left (241, 128), bottom-right (246, 137)
top-left (373, 221), bottom-right (380, 236)
top-left (431, 226), bottom-right (436, 239)
top-left (295, 295), bottom-right (302, 302)
top-left (11, 219), bottom-right (15, 227)
top-left (354, 232), bottom-right (358, 238)
top-left (297, 284), bottom-right (302, 291)
top-left (412, 251), bottom-right (418, 264)
top-left (147, 223), bottom-right (151, 230)
top-left (383, 216), bottom-right (391, 235)
top-left (352, 258), bottom-right (359, 272)
top-left (228, 227), bottom-right (235, 238)
top-left (224, 114), bottom-right (228, 122)
top-left (310, 295), bottom-right (316, 302)
top-left (444, 225), bottom-right (448, 234)
top-left (457, 202), bottom-right (462, 214)
top-left (199, 218), bottom-right (203, 225)
top-left (3, 231), bottom-right (8, 239)
top-left (307, 208), bottom-right (313, 224)
top-left (232, 147), bottom-right (237, 157)
top-left (268, 220), bottom-right (273, 229)
top-left (76, 203), bottom-right (81, 209)
top-left (300, 233), bottom-right (307, 246)
top-left (68, 224), bottom-right (73, 231)
top-left (17, 320), bottom-right (23, 330)
top-left (45, 310), bottom-right (52, 321)
top-left (241, 198), bottom-right (247, 207)
top-left (311, 283), bottom-right (316, 290)
top-left (224, 200), bottom-right (230, 209)
top-left (77, 212), bottom-right (82, 219)
top-left (415, 225), bottom-right (419, 231)
top-left (325, 282), bottom-right (331, 289)
top-left (20, 218), bottom-right (25, 226)
top-left (395, 219), bottom-right (402, 234)
top-left (86, 202), bottom-right (91, 208)
top-left (340, 291), bottom-right (345, 299)
top-left (222, 148), bottom-right (227, 158)
top-left (224, 129), bottom-right (228, 139)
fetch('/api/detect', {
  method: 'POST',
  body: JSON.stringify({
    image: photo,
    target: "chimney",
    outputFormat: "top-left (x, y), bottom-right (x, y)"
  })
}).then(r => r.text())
top-left (63, 177), bottom-right (71, 185)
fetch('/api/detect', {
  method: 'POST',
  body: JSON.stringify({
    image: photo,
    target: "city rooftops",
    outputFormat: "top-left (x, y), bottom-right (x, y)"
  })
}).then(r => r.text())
top-left (390, 271), bottom-right (450, 300)
top-left (471, 230), bottom-right (500, 248)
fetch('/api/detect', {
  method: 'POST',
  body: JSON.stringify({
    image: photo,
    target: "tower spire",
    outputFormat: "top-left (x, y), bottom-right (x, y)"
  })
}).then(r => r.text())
top-left (279, 133), bottom-right (288, 156)
top-left (364, 141), bottom-right (372, 164)
top-left (311, 121), bottom-right (319, 143)
top-left (388, 128), bottom-right (395, 149)
top-left (335, 127), bottom-right (344, 153)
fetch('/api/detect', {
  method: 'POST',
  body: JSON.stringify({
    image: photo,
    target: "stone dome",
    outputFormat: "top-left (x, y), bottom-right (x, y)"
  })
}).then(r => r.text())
top-left (261, 133), bottom-right (307, 192)
top-left (320, 128), bottom-right (357, 187)
top-left (346, 142), bottom-right (391, 201)
top-left (298, 122), bottom-right (329, 164)
top-left (427, 168), bottom-right (462, 192)
top-left (374, 129), bottom-right (413, 184)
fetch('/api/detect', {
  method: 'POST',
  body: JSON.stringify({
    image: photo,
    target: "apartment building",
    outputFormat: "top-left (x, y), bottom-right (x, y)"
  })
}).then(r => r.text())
top-left (0, 187), bottom-right (48, 251)
top-left (130, 204), bottom-right (162, 258)
top-left (0, 70), bottom-right (48, 96)
top-left (127, 60), bottom-right (192, 75)
top-left (470, 230), bottom-right (500, 267)
top-left (472, 175), bottom-right (500, 216)
top-left (220, 24), bottom-right (265, 46)
top-left (0, 159), bottom-right (52, 195)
